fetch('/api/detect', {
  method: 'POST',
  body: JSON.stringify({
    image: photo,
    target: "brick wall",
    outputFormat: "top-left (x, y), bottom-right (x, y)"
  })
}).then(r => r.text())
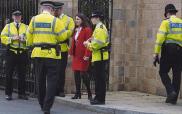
top-left (110, 0), bottom-right (182, 97)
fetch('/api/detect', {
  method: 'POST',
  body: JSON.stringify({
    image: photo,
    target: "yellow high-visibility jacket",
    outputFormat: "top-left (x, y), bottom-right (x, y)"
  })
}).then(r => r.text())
top-left (1, 22), bottom-right (28, 54)
top-left (26, 11), bottom-right (67, 59)
top-left (154, 16), bottom-right (182, 54)
top-left (58, 14), bottom-right (75, 52)
top-left (87, 22), bottom-right (109, 62)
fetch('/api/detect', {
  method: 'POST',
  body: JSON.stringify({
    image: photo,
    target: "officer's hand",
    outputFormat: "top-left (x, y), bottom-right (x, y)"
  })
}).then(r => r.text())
top-left (153, 54), bottom-right (160, 67)
top-left (12, 36), bottom-right (20, 40)
top-left (19, 34), bottom-right (25, 42)
top-left (83, 56), bottom-right (89, 61)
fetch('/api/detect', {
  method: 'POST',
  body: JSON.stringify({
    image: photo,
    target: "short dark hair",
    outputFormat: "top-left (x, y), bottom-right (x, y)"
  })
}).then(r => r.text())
top-left (76, 13), bottom-right (91, 28)
top-left (169, 10), bottom-right (177, 15)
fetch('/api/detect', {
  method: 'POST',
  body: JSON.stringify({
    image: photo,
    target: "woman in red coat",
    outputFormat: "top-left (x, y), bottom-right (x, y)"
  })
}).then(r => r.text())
top-left (69, 13), bottom-right (92, 99)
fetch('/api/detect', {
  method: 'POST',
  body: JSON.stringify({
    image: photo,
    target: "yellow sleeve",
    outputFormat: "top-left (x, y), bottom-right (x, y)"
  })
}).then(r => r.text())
top-left (55, 19), bottom-right (68, 42)
top-left (88, 27), bottom-right (108, 51)
top-left (154, 20), bottom-right (169, 54)
top-left (67, 17), bottom-right (75, 38)
top-left (26, 17), bottom-right (34, 46)
top-left (1, 24), bottom-right (12, 45)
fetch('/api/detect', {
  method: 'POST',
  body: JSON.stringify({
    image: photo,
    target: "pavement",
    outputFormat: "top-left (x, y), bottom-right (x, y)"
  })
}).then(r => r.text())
top-left (0, 91), bottom-right (98, 114)
top-left (56, 91), bottom-right (182, 114)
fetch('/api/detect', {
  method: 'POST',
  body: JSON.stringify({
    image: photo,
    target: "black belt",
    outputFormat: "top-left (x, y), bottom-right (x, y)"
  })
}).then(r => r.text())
top-left (58, 39), bottom-right (69, 44)
top-left (99, 46), bottom-right (109, 61)
top-left (33, 44), bottom-right (60, 56)
top-left (8, 45), bottom-right (26, 54)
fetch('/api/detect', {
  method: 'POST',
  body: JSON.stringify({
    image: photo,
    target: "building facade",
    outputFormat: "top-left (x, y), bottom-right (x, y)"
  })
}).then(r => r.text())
top-left (0, 0), bottom-right (181, 97)
top-left (47, 0), bottom-right (182, 97)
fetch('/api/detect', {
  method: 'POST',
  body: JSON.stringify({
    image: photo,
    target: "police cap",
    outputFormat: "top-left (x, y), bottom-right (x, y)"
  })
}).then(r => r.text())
top-left (90, 11), bottom-right (104, 18)
top-left (12, 9), bottom-right (22, 16)
top-left (40, 1), bottom-right (55, 7)
top-left (164, 4), bottom-right (178, 17)
top-left (53, 2), bottom-right (64, 9)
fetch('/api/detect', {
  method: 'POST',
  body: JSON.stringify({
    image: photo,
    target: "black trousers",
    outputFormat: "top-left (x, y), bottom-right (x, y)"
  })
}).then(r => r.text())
top-left (5, 50), bottom-right (28, 96)
top-left (93, 60), bottom-right (107, 102)
top-left (34, 58), bottom-right (59, 112)
top-left (159, 43), bottom-right (182, 98)
top-left (74, 71), bottom-right (91, 94)
top-left (57, 52), bottom-right (68, 94)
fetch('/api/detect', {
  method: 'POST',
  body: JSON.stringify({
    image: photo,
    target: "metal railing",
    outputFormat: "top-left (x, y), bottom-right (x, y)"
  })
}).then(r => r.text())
top-left (0, 0), bottom-right (38, 96)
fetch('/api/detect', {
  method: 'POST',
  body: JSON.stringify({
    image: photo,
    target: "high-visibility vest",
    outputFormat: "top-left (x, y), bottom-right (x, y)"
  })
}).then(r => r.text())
top-left (26, 11), bottom-right (67, 59)
top-left (1, 22), bottom-right (28, 54)
top-left (87, 22), bottom-right (109, 62)
top-left (58, 14), bottom-right (75, 52)
top-left (154, 15), bottom-right (182, 54)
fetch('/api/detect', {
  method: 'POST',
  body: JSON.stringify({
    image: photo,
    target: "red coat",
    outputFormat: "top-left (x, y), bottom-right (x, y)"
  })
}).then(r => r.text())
top-left (69, 27), bottom-right (92, 71)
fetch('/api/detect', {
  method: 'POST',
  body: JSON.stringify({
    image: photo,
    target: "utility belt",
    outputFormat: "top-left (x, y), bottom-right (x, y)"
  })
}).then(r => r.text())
top-left (33, 43), bottom-right (60, 56)
top-left (7, 45), bottom-right (26, 54)
top-left (58, 39), bottom-right (69, 45)
top-left (99, 46), bottom-right (110, 60)
top-left (163, 40), bottom-right (182, 49)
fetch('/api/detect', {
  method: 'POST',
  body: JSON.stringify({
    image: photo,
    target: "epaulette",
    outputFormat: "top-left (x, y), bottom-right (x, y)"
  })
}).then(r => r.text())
top-left (100, 25), bottom-right (103, 29)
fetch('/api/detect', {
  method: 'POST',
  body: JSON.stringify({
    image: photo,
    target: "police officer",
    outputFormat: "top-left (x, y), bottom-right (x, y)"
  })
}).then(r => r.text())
top-left (153, 4), bottom-right (182, 104)
top-left (53, 1), bottom-right (75, 97)
top-left (84, 11), bottom-right (109, 105)
top-left (1, 9), bottom-right (28, 101)
top-left (26, 1), bottom-right (67, 114)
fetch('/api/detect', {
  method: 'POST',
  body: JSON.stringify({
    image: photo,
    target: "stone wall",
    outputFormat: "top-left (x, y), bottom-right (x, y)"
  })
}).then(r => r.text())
top-left (110, 0), bottom-right (182, 97)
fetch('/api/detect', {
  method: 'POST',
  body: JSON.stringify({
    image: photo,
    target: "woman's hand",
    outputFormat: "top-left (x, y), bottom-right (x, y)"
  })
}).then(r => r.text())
top-left (83, 56), bottom-right (90, 61)
top-left (83, 41), bottom-right (89, 47)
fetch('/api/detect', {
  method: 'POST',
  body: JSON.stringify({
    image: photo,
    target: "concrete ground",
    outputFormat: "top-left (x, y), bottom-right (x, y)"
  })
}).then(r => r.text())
top-left (0, 91), bottom-right (98, 114)
top-left (56, 91), bottom-right (182, 114)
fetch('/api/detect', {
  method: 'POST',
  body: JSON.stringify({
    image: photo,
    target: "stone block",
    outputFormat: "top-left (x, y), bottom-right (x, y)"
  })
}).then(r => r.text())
top-left (113, 9), bottom-right (126, 20)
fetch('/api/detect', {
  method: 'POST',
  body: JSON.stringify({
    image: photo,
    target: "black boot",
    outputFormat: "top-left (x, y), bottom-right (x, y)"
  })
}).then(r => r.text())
top-left (82, 72), bottom-right (92, 100)
top-left (71, 93), bottom-right (81, 99)
top-left (165, 91), bottom-right (177, 104)
top-left (72, 71), bottom-right (81, 99)
top-left (18, 95), bottom-right (28, 100)
top-left (6, 95), bottom-right (12, 101)
top-left (88, 92), bottom-right (92, 100)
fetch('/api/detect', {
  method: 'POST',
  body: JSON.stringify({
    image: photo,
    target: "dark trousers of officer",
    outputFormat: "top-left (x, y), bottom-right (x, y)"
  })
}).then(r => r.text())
top-left (74, 71), bottom-right (91, 94)
top-left (5, 50), bottom-right (28, 96)
top-left (34, 58), bottom-right (59, 112)
top-left (159, 43), bottom-right (182, 99)
top-left (93, 60), bottom-right (107, 102)
top-left (57, 52), bottom-right (68, 95)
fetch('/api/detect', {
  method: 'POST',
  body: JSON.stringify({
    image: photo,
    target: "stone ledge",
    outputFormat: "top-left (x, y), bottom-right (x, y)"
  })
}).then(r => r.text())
top-left (56, 97), bottom-right (155, 114)
top-left (55, 91), bottom-right (182, 114)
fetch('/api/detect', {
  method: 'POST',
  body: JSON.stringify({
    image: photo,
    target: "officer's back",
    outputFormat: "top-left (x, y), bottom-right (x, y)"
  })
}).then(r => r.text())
top-left (26, 7), bottom-right (67, 59)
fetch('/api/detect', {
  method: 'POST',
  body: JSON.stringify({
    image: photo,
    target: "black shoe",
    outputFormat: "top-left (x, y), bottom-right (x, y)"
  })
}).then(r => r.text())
top-left (90, 99), bottom-right (105, 105)
top-left (59, 92), bottom-right (65, 97)
top-left (40, 105), bottom-right (43, 111)
top-left (71, 93), bottom-right (81, 99)
top-left (166, 91), bottom-right (177, 104)
top-left (18, 95), bottom-right (28, 100)
top-left (6, 95), bottom-right (12, 101)
top-left (44, 111), bottom-right (50, 114)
